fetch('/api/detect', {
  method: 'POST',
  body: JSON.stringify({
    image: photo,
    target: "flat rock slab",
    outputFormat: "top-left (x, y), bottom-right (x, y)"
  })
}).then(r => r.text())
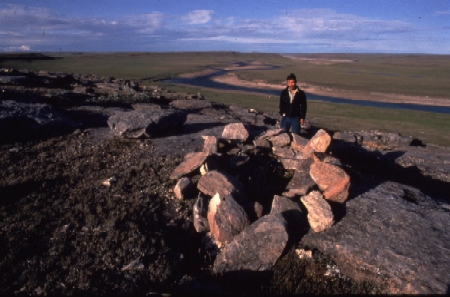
top-left (197, 170), bottom-right (245, 197)
top-left (107, 109), bottom-right (187, 138)
top-left (170, 152), bottom-right (209, 180)
top-left (301, 181), bottom-right (450, 294)
top-left (213, 213), bottom-right (288, 274)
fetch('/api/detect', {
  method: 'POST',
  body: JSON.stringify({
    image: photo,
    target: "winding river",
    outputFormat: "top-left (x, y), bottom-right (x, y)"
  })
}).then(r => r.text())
top-left (165, 68), bottom-right (450, 115)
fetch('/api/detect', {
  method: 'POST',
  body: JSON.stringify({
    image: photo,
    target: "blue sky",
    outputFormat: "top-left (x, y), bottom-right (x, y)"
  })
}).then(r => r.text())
top-left (1, 0), bottom-right (449, 53)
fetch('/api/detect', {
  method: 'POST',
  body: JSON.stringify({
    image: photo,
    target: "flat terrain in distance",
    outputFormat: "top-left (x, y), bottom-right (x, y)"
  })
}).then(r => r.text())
top-left (1, 52), bottom-right (450, 146)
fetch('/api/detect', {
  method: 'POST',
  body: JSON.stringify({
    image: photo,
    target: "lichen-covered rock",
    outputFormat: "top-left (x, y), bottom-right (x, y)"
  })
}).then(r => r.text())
top-left (213, 213), bottom-right (288, 274)
top-left (221, 123), bottom-right (249, 141)
top-left (300, 191), bottom-right (334, 232)
top-left (207, 193), bottom-right (250, 243)
top-left (309, 162), bottom-right (350, 203)
top-left (301, 181), bottom-right (450, 294)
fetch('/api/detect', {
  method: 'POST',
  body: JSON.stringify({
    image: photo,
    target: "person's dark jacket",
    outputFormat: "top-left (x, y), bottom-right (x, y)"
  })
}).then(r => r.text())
top-left (279, 87), bottom-right (307, 118)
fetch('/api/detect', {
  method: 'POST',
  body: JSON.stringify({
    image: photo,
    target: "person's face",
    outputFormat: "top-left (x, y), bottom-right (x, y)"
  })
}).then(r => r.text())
top-left (287, 79), bottom-right (296, 90)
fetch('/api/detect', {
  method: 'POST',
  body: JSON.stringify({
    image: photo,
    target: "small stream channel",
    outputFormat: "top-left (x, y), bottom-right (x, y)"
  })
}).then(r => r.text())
top-left (165, 68), bottom-right (450, 115)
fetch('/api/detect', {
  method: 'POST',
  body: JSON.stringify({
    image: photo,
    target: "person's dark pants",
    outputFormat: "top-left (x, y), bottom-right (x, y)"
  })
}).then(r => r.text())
top-left (280, 116), bottom-right (300, 134)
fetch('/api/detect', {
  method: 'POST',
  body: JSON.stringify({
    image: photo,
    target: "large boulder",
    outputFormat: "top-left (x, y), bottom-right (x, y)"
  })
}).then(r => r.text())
top-left (309, 161), bottom-right (350, 203)
top-left (301, 181), bottom-right (450, 294)
top-left (0, 101), bottom-right (78, 143)
top-left (207, 193), bottom-right (250, 243)
top-left (213, 213), bottom-right (288, 274)
top-left (107, 108), bottom-right (187, 138)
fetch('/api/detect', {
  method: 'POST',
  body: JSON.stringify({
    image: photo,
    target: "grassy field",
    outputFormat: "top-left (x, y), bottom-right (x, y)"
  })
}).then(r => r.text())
top-left (161, 83), bottom-right (450, 147)
top-left (2, 52), bottom-right (450, 146)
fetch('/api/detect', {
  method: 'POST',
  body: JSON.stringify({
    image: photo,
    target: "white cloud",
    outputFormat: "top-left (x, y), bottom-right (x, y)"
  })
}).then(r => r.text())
top-left (434, 10), bottom-right (450, 15)
top-left (183, 10), bottom-right (213, 25)
top-left (3, 45), bottom-right (30, 52)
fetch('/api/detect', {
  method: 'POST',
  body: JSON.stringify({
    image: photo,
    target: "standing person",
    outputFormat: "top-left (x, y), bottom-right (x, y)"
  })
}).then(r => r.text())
top-left (279, 73), bottom-right (307, 134)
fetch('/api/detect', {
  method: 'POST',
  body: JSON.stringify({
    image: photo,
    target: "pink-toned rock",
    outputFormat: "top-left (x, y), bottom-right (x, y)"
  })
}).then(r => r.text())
top-left (197, 170), bottom-right (245, 197)
top-left (304, 129), bottom-right (331, 154)
top-left (169, 152), bottom-right (209, 180)
top-left (174, 177), bottom-right (194, 200)
top-left (279, 158), bottom-right (312, 171)
top-left (222, 123), bottom-right (249, 141)
top-left (291, 133), bottom-right (309, 152)
top-left (269, 133), bottom-right (291, 147)
top-left (309, 162), bottom-right (350, 203)
top-left (202, 135), bottom-right (218, 154)
top-left (253, 138), bottom-right (271, 148)
top-left (300, 191), bottom-right (334, 232)
top-left (207, 192), bottom-right (250, 243)
top-left (272, 146), bottom-right (295, 158)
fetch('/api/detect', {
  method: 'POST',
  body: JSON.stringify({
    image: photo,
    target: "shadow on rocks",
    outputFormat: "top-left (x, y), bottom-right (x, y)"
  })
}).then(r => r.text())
top-left (330, 139), bottom-right (450, 203)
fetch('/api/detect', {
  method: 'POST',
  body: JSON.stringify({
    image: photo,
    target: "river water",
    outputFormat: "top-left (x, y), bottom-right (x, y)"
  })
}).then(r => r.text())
top-left (165, 69), bottom-right (450, 115)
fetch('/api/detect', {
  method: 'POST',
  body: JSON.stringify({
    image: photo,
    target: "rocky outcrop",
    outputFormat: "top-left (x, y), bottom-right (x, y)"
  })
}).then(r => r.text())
top-left (301, 181), bottom-right (450, 294)
top-left (0, 100), bottom-right (79, 143)
top-left (107, 108), bottom-right (187, 138)
top-left (197, 170), bottom-right (245, 197)
top-left (213, 213), bottom-right (288, 274)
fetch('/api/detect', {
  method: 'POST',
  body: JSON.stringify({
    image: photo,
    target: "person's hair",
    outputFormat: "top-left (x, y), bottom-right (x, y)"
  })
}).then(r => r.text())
top-left (286, 73), bottom-right (297, 82)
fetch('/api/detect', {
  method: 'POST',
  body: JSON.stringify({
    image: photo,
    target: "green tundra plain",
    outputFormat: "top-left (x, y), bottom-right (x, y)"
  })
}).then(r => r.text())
top-left (2, 52), bottom-right (450, 146)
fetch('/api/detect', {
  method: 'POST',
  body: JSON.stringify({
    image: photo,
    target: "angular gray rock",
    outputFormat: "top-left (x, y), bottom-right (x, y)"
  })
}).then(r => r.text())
top-left (107, 108), bottom-right (187, 138)
top-left (301, 181), bottom-right (450, 294)
top-left (300, 191), bottom-right (334, 232)
top-left (207, 193), bottom-right (250, 243)
top-left (271, 195), bottom-right (302, 214)
top-left (193, 193), bottom-right (210, 233)
top-left (284, 170), bottom-right (316, 197)
top-left (213, 213), bottom-right (288, 274)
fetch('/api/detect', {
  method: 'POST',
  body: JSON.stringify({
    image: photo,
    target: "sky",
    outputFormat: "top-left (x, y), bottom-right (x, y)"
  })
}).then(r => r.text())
top-left (1, 0), bottom-right (449, 54)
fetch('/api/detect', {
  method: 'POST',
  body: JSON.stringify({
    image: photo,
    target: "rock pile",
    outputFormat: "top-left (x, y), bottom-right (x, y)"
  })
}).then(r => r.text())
top-left (167, 123), bottom-right (349, 274)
